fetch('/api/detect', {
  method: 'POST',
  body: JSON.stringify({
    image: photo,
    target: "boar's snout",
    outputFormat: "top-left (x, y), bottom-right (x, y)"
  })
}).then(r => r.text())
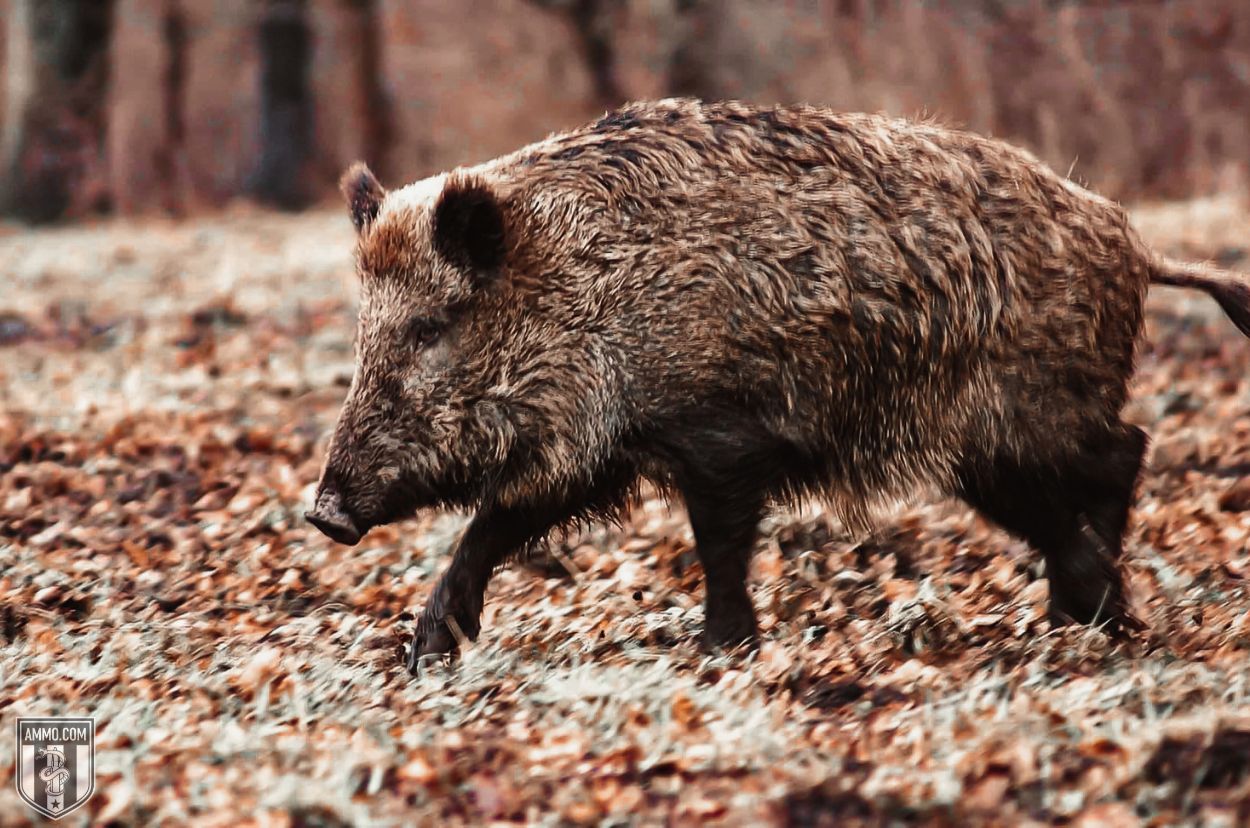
top-left (306, 477), bottom-right (363, 546)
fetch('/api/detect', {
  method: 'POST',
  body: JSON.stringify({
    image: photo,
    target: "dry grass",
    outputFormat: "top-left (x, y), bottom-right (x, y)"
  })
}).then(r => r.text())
top-left (1, 197), bottom-right (1249, 825)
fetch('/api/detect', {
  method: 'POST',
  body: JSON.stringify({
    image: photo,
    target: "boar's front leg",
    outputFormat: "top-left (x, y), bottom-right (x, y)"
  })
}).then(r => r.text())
top-left (684, 483), bottom-right (764, 650)
top-left (670, 427), bottom-right (779, 651)
top-left (408, 505), bottom-right (550, 669)
top-left (408, 465), bottom-right (635, 671)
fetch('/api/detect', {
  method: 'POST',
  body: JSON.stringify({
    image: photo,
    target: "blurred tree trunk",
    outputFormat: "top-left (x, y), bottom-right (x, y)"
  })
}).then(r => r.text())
top-left (354, 0), bottom-right (392, 177)
top-left (615, 0), bottom-right (714, 102)
top-left (158, 0), bottom-right (190, 214)
top-left (0, 3), bottom-right (8, 146)
top-left (250, 0), bottom-right (313, 209)
top-left (526, 0), bottom-right (626, 107)
top-left (0, 0), bottom-right (116, 223)
top-left (667, 0), bottom-right (714, 99)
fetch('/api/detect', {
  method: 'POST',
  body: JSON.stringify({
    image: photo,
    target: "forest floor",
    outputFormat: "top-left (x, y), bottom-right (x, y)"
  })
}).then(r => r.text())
top-left (1, 198), bottom-right (1249, 826)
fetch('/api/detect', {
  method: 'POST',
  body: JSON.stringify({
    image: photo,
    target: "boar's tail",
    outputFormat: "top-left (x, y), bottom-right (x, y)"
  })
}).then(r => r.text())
top-left (1151, 256), bottom-right (1250, 338)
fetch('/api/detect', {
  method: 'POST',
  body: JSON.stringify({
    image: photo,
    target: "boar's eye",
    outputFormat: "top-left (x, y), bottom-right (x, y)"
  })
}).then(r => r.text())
top-left (406, 316), bottom-right (442, 349)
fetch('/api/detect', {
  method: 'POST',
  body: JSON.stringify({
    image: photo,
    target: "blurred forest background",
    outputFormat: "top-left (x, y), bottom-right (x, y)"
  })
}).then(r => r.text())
top-left (2, 0), bottom-right (1249, 223)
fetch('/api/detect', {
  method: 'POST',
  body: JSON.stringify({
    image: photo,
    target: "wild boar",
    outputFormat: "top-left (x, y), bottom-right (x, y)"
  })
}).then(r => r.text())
top-left (304, 98), bottom-right (1250, 670)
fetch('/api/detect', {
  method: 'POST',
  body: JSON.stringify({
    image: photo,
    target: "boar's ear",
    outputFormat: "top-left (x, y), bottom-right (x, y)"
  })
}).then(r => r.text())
top-left (340, 162), bottom-right (386, 232)
top-left (432, 177), bottom-right (507, 278)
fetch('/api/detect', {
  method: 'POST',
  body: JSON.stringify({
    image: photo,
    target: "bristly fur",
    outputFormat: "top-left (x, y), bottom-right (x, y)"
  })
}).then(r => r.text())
top-left (308, 98), bottom-right (1250, 667)
top-left (339, 162), bottom-right (385, 232)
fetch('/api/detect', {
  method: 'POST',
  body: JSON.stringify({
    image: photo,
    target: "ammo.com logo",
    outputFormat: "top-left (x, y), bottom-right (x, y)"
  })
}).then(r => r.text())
top-left (15, 717), bottom-right (96, 820)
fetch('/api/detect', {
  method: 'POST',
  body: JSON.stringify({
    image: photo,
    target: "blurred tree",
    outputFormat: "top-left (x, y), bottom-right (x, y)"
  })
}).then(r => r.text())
top-left (525, 0), bottom-right (627, 107)
top-left (157, 0), bottom-right (189, 214)
top-left (250, 0), bottom-right (313, 210)
top-left (348, 0), bottom-right (392, 179)
top-left (0, 0), bottom-right (116, 223)
top-left (667, 0), bottom-right (716, 100)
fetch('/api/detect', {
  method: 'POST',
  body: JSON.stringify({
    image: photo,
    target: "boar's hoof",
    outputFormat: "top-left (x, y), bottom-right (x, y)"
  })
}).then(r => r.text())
top-left (1047, 607), bottom-right (1145, 642)
top-left (406, 605), bottom-right (481, 672)
top-left (701, 615), bottom-right (760, 654)
top-left (406, 624), bottom-right (458, 672)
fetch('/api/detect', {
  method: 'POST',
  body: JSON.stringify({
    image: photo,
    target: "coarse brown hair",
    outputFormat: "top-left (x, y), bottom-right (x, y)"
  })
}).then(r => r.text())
top-left (303, 99), bottom-right (1250, 669)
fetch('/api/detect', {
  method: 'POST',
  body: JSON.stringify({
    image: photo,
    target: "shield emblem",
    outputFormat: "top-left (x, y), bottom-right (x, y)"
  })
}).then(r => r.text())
top-left (15, 718), bottom-right (96, 821)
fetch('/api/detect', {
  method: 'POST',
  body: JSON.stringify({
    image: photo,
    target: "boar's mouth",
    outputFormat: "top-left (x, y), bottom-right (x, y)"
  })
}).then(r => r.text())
top-left (306, 473), bottom-right (458, 546)
top-left (306, 486), bottom-right (363, 546)
top-left (306, 509), bottom-right (362, 546)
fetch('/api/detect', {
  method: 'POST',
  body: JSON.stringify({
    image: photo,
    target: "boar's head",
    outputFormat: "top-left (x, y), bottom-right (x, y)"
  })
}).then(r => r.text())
top-left (306, 162), bottom-right (620, 545)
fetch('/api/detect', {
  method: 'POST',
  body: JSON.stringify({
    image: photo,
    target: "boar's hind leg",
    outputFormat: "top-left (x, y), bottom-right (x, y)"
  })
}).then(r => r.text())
top-left (957, 425), bottom-right (1145, 637)
top-left (1077, 425), bottom-right (1147, 575)
top-left (1067, 424), bottom-right (1148, 634)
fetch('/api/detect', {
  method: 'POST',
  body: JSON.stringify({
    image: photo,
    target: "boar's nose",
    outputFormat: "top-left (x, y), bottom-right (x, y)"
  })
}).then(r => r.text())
top-left (306, 483), bottom-right (362, 546)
